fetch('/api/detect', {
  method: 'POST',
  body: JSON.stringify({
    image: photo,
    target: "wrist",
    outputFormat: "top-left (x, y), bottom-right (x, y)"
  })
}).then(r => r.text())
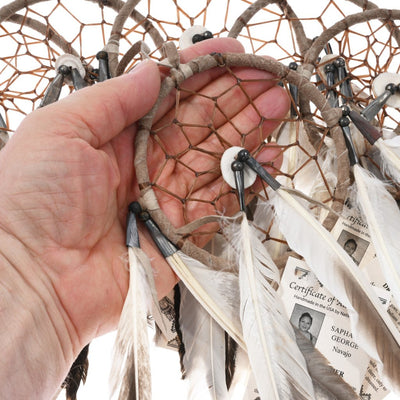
top-left (0, 229), bottom-right (78, 399)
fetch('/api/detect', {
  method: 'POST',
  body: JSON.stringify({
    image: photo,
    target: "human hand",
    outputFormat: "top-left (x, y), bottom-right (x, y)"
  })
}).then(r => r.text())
top-left (0, 37), bottom-right (289, 398)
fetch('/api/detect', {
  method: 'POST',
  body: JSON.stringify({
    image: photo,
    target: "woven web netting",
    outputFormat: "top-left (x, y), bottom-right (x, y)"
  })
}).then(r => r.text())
top-left (1, 1), bottom-right (399, 124)
top-left (1, 0), bottom-right (400, 260)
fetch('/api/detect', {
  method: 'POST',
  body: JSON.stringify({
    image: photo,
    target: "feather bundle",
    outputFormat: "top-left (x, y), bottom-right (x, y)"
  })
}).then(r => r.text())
top-left (383, 133), bottom-right (400, 149)
top-left (374, 137), bottom-right (400, 184)
top-left (168, 250), bottom-right (244, 349)
top-left (110, 246), bottom-right (155, 400)
top-left (276, 117), bottom-right (299, 187)
top-left (266, 187), bottom-right (400, 393)
top-left (110, 205), bottom-right (158, 400)
top-left (135, 205), bottom-right (244, 349)
top-left (178, 283), bottom-right (229, 400)
top-left (349, 110), bottom-right (400, 184)
top-left (352, 164), bottom-right (400, 309)
top-left (226, 212), bottom-right (315, 400)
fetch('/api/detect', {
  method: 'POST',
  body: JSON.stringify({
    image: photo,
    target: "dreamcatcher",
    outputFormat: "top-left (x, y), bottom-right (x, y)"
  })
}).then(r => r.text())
top-left (2, 0), bottom-right (400, 399)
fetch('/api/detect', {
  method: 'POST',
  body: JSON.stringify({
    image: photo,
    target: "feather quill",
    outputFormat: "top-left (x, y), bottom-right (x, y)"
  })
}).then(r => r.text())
top-left (352, 164), bottom-right (400, 309)
top-left (238, 149), bottom-right (400, 393)
top-left (225, 210), bottom-right (315, 400)
top-left (382, 133), bottom-right (400, 150)
top-left (178, 283), bottom-right (229, 400)
top-left (110, 206), bottom-right (156, 400)
top-left (374, 138), bottom-right (400, 184)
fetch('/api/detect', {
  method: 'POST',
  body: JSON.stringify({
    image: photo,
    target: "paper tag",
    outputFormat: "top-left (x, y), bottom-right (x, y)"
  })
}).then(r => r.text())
top-left (152, 291), bottom-right (180, 350)
top-left (279, 257), bottom-right (370, 393)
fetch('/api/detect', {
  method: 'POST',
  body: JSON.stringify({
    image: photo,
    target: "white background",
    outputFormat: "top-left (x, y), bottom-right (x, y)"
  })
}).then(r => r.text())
top-left (2, 0), bottom-right (399, 398)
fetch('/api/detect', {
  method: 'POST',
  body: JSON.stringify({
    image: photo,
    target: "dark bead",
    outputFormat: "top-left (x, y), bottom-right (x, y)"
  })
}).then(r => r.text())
top-left (339, 116), bottom-right (350, 127)
top-left (334, 58), bottom-right (346, 68)
top-left (385, 83), bottom-right (397, 94)
top-left (129, 201), bottom-right (142, 214)
top-left (289, 62), bottom-right (298, 70)
top-left (341, 105), bottom-right (351, 116)
top-left (58, 65), bottom-right (71, 75)
top-left (237, 149), bottom-right (250, 162)
top-left (324, 64), bottom-right (335, 73)
top-left (192, 34), bottom-right (203, 44)
top-left (231, 160), bottom-right (244, 172)
top-left (203, 31), bottom-right (213, 40)
top-left (138, 211), bottom-right (150, 222)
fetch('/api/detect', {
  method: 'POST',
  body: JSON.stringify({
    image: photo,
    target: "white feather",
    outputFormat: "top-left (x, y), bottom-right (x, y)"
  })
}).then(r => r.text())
top-left (251, 196), bottom-right (287, 259)
top-left (227, 347), bottom-right (255, 400)
top-left (166, 250), bottom-right (244, 349)
top-left (382, 129), bottom-right (399, 141)
top-left (179, 284), bottom-right (229, 400)
top-left (353, 164), bottom-right (400, 308)
top-left (267, 187), bottom-right (400, 393)
top-left (277, 119), bottom-right (299, 187)
top-left (228, 212), bottom-right (315, 400)
top-left (278, 121), bottom-right (337, 209)
top-left (349, 120), bottom-right (367, 157)
top-left (375, 137), bottom-right (400, 183)
top-left (110, 247), bottom-right (156, 400)
top-left (307, 141), bottom-right (337, 204)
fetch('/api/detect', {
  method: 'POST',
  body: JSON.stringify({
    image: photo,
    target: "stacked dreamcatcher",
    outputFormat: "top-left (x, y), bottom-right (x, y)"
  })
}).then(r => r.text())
top-left (2, 0), bottom-right (400, 399)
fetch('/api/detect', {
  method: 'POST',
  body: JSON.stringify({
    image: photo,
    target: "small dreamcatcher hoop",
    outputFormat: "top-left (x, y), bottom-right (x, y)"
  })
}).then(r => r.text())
top-left (134, 48), bottom-right (347, 258)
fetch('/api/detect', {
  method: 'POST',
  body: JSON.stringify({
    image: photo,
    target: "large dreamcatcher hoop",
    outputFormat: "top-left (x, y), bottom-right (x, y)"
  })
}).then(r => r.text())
top-left (2, 1), bottom-right (400, 399)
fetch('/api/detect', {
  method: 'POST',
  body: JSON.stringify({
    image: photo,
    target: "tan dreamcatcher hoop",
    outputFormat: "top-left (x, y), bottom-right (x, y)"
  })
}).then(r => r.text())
top-left (2, 1), bottom-right (400, 399)
top-left (133, 49), bottom-right (347, 258)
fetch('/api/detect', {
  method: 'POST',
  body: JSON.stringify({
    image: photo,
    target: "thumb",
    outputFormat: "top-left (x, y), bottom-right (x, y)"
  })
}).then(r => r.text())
top-left (22, 60), bottom-right (161, 148)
